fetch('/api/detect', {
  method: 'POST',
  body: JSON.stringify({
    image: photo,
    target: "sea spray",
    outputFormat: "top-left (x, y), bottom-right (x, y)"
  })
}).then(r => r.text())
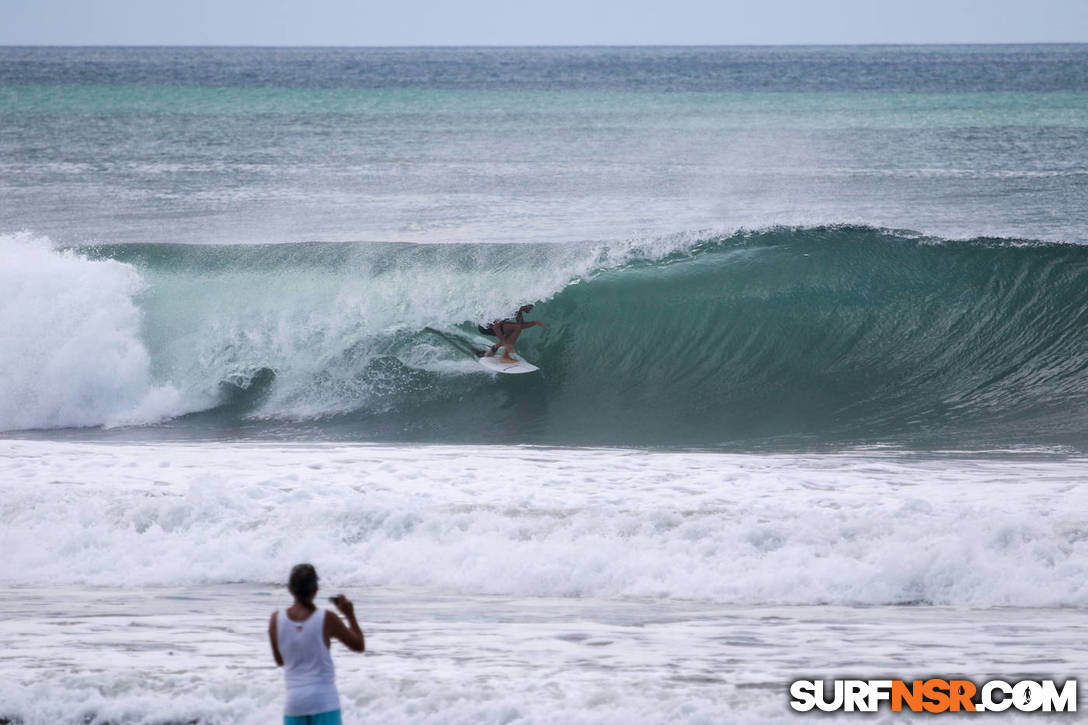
top-left (0, 233), bottom-right (179, 430)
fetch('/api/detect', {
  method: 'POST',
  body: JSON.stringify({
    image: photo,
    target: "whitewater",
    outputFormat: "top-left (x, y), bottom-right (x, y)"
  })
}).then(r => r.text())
top-left (3, 45), bottom-right (1088, 723)
top-left (3, 440), bottom-right (1087, 723)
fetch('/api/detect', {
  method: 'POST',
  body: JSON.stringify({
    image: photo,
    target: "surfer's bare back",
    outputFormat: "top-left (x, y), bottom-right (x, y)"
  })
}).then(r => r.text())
top-left (478, 304), bottom-right (547, 363)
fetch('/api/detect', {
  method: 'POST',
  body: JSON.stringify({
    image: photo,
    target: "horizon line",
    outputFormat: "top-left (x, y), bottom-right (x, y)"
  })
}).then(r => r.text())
top-left (2, 41), bottom-right (1087, 49)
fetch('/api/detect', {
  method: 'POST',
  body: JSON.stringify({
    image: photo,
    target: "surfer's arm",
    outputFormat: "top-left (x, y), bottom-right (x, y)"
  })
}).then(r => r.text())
top-left (326, 597), bottom-right (366, 652)
top-left (268, 611), bottom-right (284, 666)
top-left (515, 304), bottom-right (535, 323)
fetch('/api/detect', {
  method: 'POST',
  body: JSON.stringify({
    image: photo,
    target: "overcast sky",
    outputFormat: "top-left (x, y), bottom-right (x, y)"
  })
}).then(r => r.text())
top-left (2, 0), bottom-right (1086, 46)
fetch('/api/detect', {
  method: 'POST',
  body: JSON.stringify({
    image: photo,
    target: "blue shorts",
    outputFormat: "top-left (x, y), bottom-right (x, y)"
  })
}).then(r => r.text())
top-left (284, 710), bottom-right (342, 725)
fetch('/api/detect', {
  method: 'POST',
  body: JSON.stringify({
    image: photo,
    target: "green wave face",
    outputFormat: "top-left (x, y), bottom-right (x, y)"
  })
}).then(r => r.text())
top-left (529, 229), bottom-right (1088, 448)
top-left (80, 227), bottom-right (1088, 449)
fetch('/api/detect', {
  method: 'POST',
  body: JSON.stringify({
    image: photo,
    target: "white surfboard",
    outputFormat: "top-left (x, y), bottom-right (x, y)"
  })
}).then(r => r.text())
top-left (477, 354), bottom-right (539, 374)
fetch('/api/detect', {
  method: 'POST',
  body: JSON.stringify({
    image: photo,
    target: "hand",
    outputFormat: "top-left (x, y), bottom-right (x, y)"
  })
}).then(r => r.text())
top-left (332, 594), bottom-right (355, 618)
top-left (519, 304), bottom-right (534, 313)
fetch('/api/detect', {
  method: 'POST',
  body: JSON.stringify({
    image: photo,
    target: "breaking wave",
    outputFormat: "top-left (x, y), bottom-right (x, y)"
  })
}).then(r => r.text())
top-left (4, 226), bottom-right (1088, 449)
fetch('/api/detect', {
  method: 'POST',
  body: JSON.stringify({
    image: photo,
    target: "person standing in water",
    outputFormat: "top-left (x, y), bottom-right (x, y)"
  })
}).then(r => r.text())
top-left (477, 304), bottom-right (547, 363)
top-left (269, 564), bottom-right (365, 725)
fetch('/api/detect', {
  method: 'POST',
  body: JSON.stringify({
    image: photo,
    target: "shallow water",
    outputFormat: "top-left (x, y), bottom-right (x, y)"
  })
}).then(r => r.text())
top-left (2, 586), bottom-right (1084, 724)
top-left (1, 440), bottom-right (1086, 722)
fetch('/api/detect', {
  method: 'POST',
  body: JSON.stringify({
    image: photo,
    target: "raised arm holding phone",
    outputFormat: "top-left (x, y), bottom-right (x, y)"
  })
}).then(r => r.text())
top-left (268, 564), bottom-right (365, 725)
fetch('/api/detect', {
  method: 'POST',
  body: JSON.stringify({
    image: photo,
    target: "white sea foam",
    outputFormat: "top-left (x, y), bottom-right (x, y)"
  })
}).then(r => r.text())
top-left (7, 583), bottom-right (1067, 725)
top-left (2, 441), bottom-right (1085, 724)
top-left (0, 233), bottom-right (181, 431)
top-left (2, 440), bottom-right (1086, 608)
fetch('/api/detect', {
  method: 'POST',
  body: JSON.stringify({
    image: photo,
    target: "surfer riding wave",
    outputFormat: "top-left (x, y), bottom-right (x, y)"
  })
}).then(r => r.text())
top-left (477, 305), bottom-right (547, 363)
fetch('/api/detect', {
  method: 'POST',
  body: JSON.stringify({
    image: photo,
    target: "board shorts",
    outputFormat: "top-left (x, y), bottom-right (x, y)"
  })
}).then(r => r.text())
top-left (284, 710), bottom-right (342, 725)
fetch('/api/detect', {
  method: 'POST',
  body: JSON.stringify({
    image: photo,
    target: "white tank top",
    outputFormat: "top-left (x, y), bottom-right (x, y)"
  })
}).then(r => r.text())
top-left (277, 608), bottom-right (340, 716)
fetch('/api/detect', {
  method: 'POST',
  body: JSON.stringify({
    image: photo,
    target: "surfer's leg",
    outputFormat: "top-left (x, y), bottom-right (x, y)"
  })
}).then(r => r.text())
top-left (484, 321), bottom-right (510, 357)
top-left (491, 328), bottom-right (516, 361)
top-left (498, 327), bottom-right (522, 361)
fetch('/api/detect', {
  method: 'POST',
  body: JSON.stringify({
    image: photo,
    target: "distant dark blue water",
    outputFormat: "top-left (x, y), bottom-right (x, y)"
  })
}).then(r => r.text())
top-left (3, 45), bottom-right (1087, 91)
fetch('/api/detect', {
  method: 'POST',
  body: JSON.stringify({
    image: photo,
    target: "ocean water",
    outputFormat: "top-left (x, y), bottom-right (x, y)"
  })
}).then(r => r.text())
top-left (2, 46), bottom-right (1088, 723)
